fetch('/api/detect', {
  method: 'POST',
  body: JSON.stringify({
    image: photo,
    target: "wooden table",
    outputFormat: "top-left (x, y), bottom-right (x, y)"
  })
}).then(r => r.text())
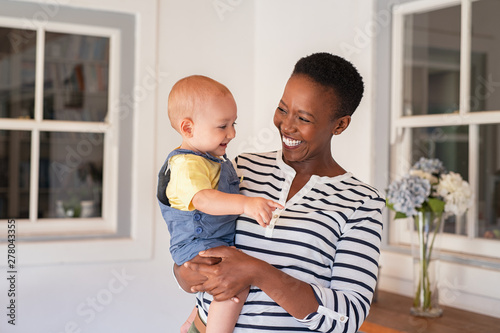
top-left (360, 291), bottom-right (500, 333)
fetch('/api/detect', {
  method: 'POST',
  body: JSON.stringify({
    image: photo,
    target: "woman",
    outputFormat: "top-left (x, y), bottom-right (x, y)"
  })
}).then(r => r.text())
top-left (174, 53), bottom-right (385, 332)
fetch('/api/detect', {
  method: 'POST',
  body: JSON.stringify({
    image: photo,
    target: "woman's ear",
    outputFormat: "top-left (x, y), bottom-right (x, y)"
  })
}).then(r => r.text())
top-left (333, 115), bottom-right (351, 135)
top-left (179, 118), bottom-right (194, 138)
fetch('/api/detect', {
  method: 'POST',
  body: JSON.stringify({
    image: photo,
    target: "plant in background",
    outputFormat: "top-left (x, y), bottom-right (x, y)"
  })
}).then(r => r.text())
top-left (387, 157), bottom-right (473, 219)
top-left (387, 157), bottom-right (473, 316)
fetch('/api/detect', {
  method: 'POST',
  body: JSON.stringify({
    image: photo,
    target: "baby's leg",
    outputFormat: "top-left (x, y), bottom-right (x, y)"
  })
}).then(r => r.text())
top-left (180, 306), bottom-right (197, 333)
top-left (206, 287), bottom-right (249, 333)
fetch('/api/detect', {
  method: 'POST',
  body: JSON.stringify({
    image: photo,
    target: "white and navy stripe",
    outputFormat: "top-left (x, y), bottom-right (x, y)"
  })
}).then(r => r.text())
top-left (197, 151), bottom-right (385, 332)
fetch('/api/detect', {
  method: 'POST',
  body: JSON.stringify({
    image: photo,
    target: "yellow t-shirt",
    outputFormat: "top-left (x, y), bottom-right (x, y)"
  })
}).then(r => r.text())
top-left (166, 154), bottom-right (221, 211)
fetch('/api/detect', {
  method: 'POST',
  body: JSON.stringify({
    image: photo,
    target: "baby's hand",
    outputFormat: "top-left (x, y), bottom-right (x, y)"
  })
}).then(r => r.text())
top-left (243, 197), bottom-right (283, 227)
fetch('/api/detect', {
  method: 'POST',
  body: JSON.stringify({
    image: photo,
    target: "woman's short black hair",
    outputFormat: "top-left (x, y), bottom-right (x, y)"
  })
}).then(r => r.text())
top-left (292, 52), bottom-right (364, 118)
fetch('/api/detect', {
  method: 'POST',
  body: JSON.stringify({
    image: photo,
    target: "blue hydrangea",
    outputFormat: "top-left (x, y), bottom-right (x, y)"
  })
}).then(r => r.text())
top-left (411, 157), bottom-right (446, 175)
top-left (387, 175), bottom-right (431, 216)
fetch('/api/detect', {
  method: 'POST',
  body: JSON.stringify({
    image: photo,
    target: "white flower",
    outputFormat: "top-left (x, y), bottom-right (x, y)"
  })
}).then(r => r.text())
top-left (436, 172), bottom-right (473, 216)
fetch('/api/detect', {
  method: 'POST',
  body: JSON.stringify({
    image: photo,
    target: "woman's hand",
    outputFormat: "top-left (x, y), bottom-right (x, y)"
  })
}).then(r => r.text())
top-left (185, 246), bottom-right (319, 319)
top-left (174, 255), bottom-right (221, 293)
top-left (185, 246), bottom-right (262, 301)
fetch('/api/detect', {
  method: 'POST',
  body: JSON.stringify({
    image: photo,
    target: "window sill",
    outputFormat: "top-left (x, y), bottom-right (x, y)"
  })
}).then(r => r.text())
top-left (0, 236), bottom-right (153, 266)
top-left (381, 244), bottom-right (500, 271)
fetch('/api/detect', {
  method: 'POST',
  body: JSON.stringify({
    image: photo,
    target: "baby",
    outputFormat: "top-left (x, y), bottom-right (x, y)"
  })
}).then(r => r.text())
top-left (157, 75), bottom-right (282, 333)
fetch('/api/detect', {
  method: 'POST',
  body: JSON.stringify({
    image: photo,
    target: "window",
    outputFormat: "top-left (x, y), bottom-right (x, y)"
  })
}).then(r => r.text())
top-left (390, 0), bottom-right (500, 259)
top-left (0, 2), bottom-right (146, 265)
top-left (0, 24), bottom-right (118, 237)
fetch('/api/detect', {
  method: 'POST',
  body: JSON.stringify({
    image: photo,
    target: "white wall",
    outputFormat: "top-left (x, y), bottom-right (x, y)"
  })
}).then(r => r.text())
top-left (156, 0), bottom-right (256, 169)
top-left (251, 0), bottom-right (376, 184)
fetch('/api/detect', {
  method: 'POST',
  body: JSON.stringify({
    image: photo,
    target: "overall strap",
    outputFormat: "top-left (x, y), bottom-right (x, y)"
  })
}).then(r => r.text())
top-left (166, 148), bottom-right (224, 164)
top-left (157, 149), bottom-right (227, 206)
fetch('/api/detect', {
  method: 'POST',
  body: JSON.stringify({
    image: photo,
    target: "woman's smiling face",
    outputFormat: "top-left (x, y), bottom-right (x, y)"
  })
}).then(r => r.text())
top-left (273, 74), bottom-right (348, 167)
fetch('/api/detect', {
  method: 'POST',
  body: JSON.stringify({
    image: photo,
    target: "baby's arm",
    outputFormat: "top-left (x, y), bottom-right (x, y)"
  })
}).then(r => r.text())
top-left (192, 190), bottom-right (282, 227)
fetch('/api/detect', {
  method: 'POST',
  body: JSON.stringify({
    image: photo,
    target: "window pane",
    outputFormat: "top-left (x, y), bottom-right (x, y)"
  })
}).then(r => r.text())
top-left (411, 126), bottom-right (469, 236)
top-left (0, 27), bottom-right (36, 119)
top-left (470, 0), bottom-right (500, 112)
top-left (403, 5), bottom-right (461, 116)
top-left (38, 131), bottom-right (104, 218)
top-left (478, 124), bottom-right (500, 240)
top-left (44, 33), bottom-right (109, 122)
top-left (0, 130), bottom-right (31, 218)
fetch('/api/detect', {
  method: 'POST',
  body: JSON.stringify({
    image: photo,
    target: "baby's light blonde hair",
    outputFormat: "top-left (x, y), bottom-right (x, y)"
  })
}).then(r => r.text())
top-left (168, 75), bottom-right (232, 132)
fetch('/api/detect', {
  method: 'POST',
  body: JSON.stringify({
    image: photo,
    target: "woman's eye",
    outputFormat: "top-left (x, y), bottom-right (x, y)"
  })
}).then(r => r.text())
top-left (277, 106), bottom-right (287, 113)
top-left (299, 117), bottom-right (310, 123)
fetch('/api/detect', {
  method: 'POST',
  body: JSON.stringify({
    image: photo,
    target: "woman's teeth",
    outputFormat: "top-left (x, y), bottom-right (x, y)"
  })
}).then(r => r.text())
top-left (283, 136), bottom-right (302, 147)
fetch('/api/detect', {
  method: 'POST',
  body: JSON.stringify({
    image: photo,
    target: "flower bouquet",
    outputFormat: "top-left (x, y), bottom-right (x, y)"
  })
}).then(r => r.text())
top-left (387, 157), bottom-right (473, 317)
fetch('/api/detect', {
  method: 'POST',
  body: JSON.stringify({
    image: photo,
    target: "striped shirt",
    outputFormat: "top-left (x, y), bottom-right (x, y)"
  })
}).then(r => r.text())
top-left (196, 151), bottom-right (385, 332)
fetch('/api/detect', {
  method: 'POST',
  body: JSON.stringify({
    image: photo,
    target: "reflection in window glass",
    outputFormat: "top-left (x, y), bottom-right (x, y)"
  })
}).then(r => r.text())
top-left (0, 27), bottom-right (36, 119)
top-left (0, 130), bottom-right (31, 219)
top-left (411, 126), bottom-right (469, 178)
top-left (38, 131), bottom-right (104, 218)
top-left (411, 126), bottom-right (469, 236)
top-left (403, 5), bottom-right (461, 116)
top-left (44, 32), bottom-right (109, 122)
top-left (479, 124), bottom-right (500, 240)
top-left (471, 0), bottom-right (500, 112)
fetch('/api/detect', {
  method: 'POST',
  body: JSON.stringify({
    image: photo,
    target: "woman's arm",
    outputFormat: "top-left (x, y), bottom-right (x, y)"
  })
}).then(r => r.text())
top-left (186, 246), bottom-right (319, 319)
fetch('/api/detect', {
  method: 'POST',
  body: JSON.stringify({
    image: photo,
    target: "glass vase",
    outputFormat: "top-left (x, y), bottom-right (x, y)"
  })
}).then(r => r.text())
top-left (410, 211), bottom-right (444, 317)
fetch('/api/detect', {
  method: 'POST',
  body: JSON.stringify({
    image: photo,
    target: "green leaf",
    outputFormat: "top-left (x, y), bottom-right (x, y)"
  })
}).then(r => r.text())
top-left (427, 198), bottom-right (445, 214)
top-left (394, 211), bottom-right (408, 219)
top-left (386, 199), bottom-right (394, 210)
top-left (386, 200), bottom-right (408, 219)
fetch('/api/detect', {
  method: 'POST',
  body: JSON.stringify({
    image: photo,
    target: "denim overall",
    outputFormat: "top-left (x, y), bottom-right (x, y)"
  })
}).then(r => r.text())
top-left (157, 149), bottom-right (240, 265)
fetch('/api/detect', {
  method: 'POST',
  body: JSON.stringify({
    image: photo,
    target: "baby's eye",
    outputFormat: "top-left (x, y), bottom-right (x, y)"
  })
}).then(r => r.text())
top-left (219, 125), bottom-right (227, 129)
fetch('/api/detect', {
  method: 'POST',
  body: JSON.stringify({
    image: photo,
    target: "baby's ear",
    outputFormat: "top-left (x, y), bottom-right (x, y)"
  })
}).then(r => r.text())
top-left (179, 118), bottom-right (194, 137)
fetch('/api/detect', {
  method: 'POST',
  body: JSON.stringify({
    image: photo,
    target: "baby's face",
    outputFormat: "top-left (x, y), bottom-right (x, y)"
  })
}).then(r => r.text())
top-left (190, 93), bottom-right (237, 157)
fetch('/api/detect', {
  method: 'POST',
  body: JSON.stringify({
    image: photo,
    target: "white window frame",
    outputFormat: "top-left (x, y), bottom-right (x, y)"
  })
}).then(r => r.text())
top-left (0, 17), bottom-right (120, 237)
top-left (390, 0), bottom-right (500, 259)
top-left (0, 1), bottom-right (154, 265)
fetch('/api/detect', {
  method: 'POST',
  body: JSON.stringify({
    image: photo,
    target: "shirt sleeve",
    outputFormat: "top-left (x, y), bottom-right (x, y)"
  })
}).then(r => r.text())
top-left (169, 155), bottom-right (214, 210)
top-left (296, 196), bottom-right (386, 333)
